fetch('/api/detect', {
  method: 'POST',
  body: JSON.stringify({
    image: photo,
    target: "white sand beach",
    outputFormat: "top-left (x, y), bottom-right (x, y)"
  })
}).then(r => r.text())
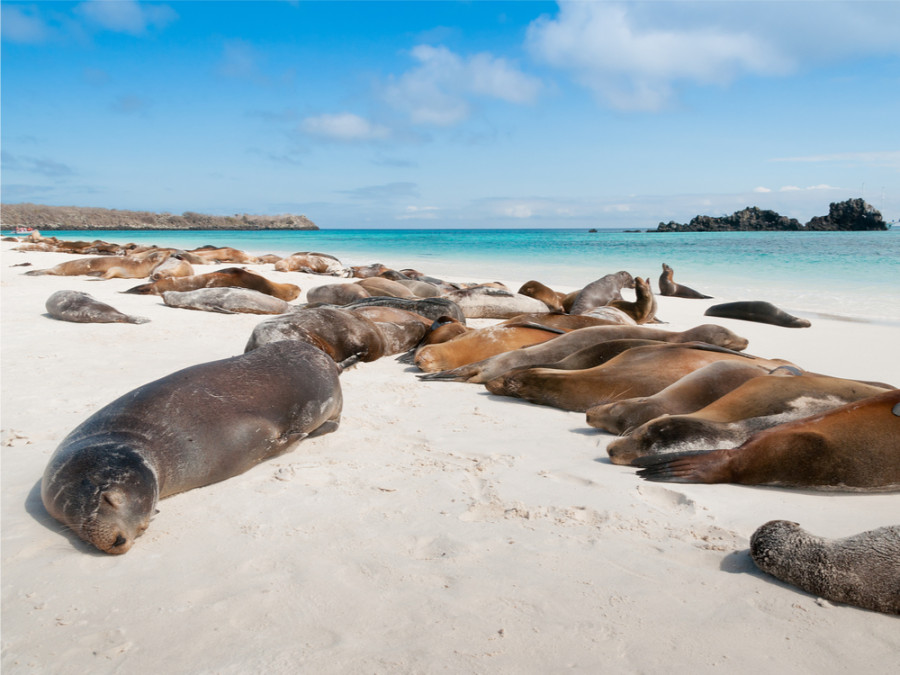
top-left (2, 239), bottom-right (898, 674)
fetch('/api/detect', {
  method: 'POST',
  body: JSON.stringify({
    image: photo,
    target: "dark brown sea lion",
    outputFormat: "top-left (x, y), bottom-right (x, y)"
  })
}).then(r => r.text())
top-left (24, 251), bottom-right (171, 279)
top-left (635, 388), bottom-right (900, 490)
top-left (750, 520), bottom-right (900, 614)
top-left (587, 359), bottom-right (775, 434)
top-left (341, 296), bottom-right (466, 324)
top-left (414, 323), bottom-right (567, 373)
top-left (607, 276), bottom-right (657, 323)
top-left (607, 372), bottom-right (890, 465)
top-left (244, 306), bottom-right (387, 364)
top-left (274, 252), bottom-right (345, 275)
top-left (518, 280), bottom-right (567, 312)
top-left (568, 271), bottom-right (635, 315)
top-left (705, 301), bottom-right (811, 328)
top-left (45, 290), bottom-right (149, 325)
top-left (40, 341), bottom-right (342, 554)
top-left (424, 323), bottom-right (750, 384)
top-left (347, 306), bottom-right (430, 354)
top-left (658, 263), bottom-right (712, 299)
top-left (484, 343), bottom-right (791, 412)
top-left (125, 267), bottom-right (301, 301)
top-left (162, 288), bottom-right (291, 315)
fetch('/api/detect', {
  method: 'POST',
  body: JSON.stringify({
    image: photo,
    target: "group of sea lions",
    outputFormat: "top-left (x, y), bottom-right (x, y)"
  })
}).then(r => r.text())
top-left (11, 232), bottom-right (896, 614)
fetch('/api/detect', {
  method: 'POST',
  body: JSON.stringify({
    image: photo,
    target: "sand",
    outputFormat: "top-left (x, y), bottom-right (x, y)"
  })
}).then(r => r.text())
top-left (2, 240), bottom-right (898, 674)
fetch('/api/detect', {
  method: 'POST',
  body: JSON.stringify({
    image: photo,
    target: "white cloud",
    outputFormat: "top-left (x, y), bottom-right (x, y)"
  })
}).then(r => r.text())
top-left (526, 1), bottom-right (791, 110)
top-left (771, 151), bottom-right (900, 169)
top-left (1, 5), bottom-right (50, 43)
top-left (780, 186), bottom-right (802, 192)
top-left (753, 187), bottom-right (772, 193)
top-left (383, 44), bottom-right (541, 126)
top-left (75, 0), bottom-right (176, 35)
top-left (301, 113), bottom-right (390, 142)
top-left (398, 206), bottom-right (440, 220)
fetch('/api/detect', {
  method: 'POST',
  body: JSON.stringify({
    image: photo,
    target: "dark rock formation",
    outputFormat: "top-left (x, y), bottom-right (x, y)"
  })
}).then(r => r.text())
top-left (805, 198), bottom-right (886, 231)
top-left (655, 199), bottom-right (886, 232)
top-left (0, 203), bottom-right (318, 231)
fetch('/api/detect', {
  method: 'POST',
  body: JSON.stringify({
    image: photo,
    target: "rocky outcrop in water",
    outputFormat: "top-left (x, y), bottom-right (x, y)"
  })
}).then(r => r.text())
top-left (0, 203), bottom-right (318, 231)
top-left (655, 198), bottom-right (886, 232)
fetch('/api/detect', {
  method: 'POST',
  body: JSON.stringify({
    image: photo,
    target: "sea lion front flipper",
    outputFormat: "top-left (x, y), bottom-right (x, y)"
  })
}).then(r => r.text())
top-left (633, 449), bottom-right (731, 483)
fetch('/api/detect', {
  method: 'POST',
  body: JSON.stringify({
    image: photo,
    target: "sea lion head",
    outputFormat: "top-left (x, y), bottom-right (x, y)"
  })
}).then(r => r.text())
top-left (42, 443), bottom-right (158, 554)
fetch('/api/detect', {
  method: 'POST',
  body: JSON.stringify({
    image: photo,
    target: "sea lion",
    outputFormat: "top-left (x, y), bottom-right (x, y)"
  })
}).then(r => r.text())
top-left (185, 246), bottom-right (260, 264)
top-left (45, 290), bottom-right (149, 325)
top-left (274, 252), bottom-right (345, 275)
top-left (150, 256), bottom-right (194, 281)
top-left (607, 372), bottom-right (890, 465)
top-left (634, 388), bottom-right (900, 490)
top-left (441, 286), bottom-right (550, 319)
top-left (658, 263), bottom-right (712, 299)
top-left (350, 263), bottom-right (392, 278)
top-left (423, 324), bottom-right (750, 384)
top-left (705, 301), bottom-right (811, 328)
top-left (518, 280), bottom-right (567, 312)
top-left (245, 306), bottom-right (387, 364)
top-left (607, 276), bottom-right (657, 323)
top-left (162, 288), bottom-right (291, 315)
top-left (307, 282), bottom-right (372, 305)
top-left (485, 343), bottom-right (791, 412)
top-left (347, 306), bottom-right (430, 354)
top-left (394, 279), bottom-right (442, 298)
top-left (414, 323), bottom-right (567, 373)
top-left (750, 520), bottom-right (900, 615)
top-left (24, 251), bottom-right (171, 279)
top-left (568, 271), bottom-right (635, 315)
top-left (581, 306), bottom-right (637, 325)
top-left (41, 341), bottom-right (342, 554)
top-left (125, 268), bottom-right (301, 301)
top-left (340, 297), bottom-right (466, 324)
top-left (356, 277), bottom-right (417, 299)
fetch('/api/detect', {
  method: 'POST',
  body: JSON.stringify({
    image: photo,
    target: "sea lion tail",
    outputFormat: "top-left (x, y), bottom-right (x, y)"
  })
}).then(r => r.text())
top-left (632, 449), bottom-right (729, 483)
top-left (23, 269), bottom-right (49, 276)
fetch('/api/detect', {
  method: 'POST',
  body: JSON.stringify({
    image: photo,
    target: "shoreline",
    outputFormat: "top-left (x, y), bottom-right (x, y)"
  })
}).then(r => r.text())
top-left (2, 240), bottom-right (898, 672)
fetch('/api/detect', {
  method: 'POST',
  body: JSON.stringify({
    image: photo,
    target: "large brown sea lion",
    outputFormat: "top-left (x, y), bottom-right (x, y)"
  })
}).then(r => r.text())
top-left (607, 276), bottom-right (657, 323)
top-left (125, 267), bottom-right (301, 301)
top-left (185, 246), bottom-right (260, 264)
top-left (484, 343), bottom-right (792, 412)
top-left (307, 282), bottom-right (372, 305)
top-left (423, 324), bottom-right (749, 384)
top-left (25, 251), bottom-right (171, 279)
top-left (341, 296), bottom-right (466, 324)
top-left (356, 277), bottom-right (417, 299)
top-left (40, 341), bottom-right (342, 554)
top-left (634, 388), bottom-right (900, 491)
top-left (45, 290), bottom-right (149, 325)
top-left (658, 263), bottom-right (712, 299)
top-left (518, 280), bottom-right (567, 312)
top-left (750, 521), bottom-right (900, 615)
top-left (608, 372), bottom-right (891, 465)
top-left (705, 301), bottom-right (811, 328)
top-left (586, 359), bottom-right (776, 434)
top-left (568, 271), bottom-right (634, 315)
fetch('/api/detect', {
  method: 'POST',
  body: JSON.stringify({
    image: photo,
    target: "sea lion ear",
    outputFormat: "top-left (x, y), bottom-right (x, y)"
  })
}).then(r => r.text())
top-left (102, 489), bottom-right (125, 509)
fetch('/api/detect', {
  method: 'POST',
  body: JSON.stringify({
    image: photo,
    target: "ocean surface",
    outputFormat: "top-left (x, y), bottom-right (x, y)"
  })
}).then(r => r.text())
top-left (34, 228), bottom-right (900, 324)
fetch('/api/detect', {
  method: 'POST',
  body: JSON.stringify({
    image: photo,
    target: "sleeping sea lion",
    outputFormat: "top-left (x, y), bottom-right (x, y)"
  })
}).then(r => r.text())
top-left (705, 301), bottom-right (811, 328)
top-left (162, 288), bottom-right (291, 315)
top-left (45, 290), bottom-right (149, 325)
top-left (125, 267), bottom-right (301, 301)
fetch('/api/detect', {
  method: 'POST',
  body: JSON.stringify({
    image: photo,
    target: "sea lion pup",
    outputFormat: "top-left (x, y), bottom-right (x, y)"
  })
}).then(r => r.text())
top-left (518, 280), bottom-right (567, 312)
top-left (658, 263), bottom-right (712, 299)
top-left (184, 246), bottom-right (260, 264)
top-left (163, 288), bottom-right (292, 315)
top-left (356, 277), bottom-right (417, 299)
top-left (125, 267), bottom-right (301, 301)
top-left (421, 323), bottom-right (749, 384)
top-left (414, 323), bottom-right (569, 373)
top-left (274, 252), bottom-right (345, 275)
top-left (607, 372), bottom-right (890, 465)
top-left (341, 296), bottom-right (466, 324)
top-left (587, 359), bottom-right (775, 434)
top-left (45, 290), bottom-right (149, 325)
top-left (705, 301), bottom-right (811, 328)
top-left (568, 271), bottom-right (635, 315)
top-left (24, 251), bottom-right (171, 279)
top-left (484, 343), bottom-right (791, 413)
top-left (634, 388), bottom-right (900, 490)
top-left (245, 306), bottom-right (387, 364)
top-left (41, 341), bottom-right (342, 554)
top-left (307, 282), bottom-right (372, 305)
top-left (750, 521), bottom-right (900, 615)
top-left (150, 255), bottom-right (194, 281)
top-left (607, 276), bottom-right (658, 324)
top-left (441, 286), bottom-right (551, 319)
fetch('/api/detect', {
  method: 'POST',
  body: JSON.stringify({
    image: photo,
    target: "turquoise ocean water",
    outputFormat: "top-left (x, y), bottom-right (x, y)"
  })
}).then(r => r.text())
top-left (33, 229), bottom-right (900, 324)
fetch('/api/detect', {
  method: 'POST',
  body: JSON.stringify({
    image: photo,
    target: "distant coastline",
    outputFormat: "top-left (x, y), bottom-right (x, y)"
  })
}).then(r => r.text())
top-left (654, 198), bottom-right (887, 232)
top-left (0, 203), bottom-right (318, 231)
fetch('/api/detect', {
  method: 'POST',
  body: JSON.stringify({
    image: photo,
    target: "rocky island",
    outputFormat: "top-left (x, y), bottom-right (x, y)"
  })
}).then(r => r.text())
top-left (656, 198), bottom-right (886, 232)
top-left (0, 203), bottom-right (318, 231)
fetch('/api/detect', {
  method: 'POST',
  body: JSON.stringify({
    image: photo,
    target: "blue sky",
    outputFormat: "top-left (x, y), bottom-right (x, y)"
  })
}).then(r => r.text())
top-left (2, 0), bottom-right (898, 229)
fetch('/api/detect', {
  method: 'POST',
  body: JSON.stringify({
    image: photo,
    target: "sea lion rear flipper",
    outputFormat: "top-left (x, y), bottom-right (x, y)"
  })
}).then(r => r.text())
top-left (417, 366), bottom-right (472, 382)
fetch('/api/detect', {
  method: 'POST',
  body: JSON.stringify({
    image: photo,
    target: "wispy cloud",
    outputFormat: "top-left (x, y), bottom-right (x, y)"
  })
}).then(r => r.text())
top-left (301, 113), bottom-right (390, 142)
top-left (75, 0), bottom-right (176, 36)
top-left (526, 1), bottom-right (789, 111)
top-left (110, 94), bottom-right (151, 115)
top-left (383, 44), bottom-right (541, 126)
top-left (397, 205), bottom-right (440, 220)
top-left (339, 182), bottom-right (419, 201)
top-left (2, 150), bottom-right (75, 177)
top-left (1, 4), bottom-right (50, 43)
top-left (770, 151), bottom-right (900, 169)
